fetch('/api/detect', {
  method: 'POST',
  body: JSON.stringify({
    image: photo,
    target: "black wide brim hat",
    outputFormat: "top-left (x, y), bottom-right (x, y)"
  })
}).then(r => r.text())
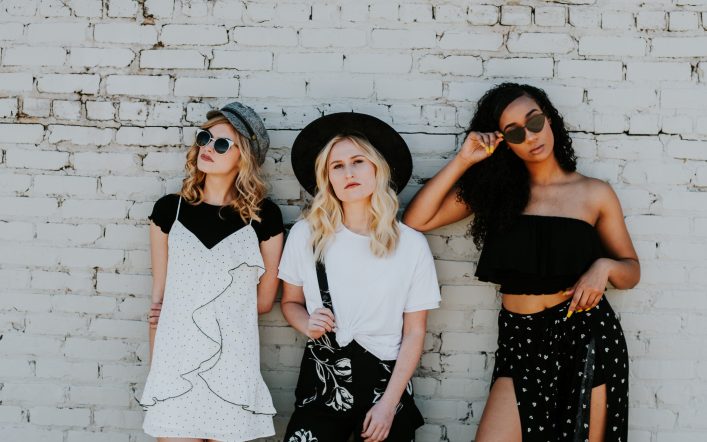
top-left (291, 112), bottom-right (412, 196)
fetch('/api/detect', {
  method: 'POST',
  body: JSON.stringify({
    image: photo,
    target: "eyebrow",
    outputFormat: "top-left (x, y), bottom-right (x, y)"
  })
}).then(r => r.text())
top-left (502, 108), bottom-right (541, 131)
top-left (329, 154), bottom-right (365, 165)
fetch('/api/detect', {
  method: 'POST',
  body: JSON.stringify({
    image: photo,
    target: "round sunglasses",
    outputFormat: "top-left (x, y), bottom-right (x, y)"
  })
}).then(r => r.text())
top-left (195, 129), bottom-right (235, 154)
top-left (501, 113), bottom-right (547, 144)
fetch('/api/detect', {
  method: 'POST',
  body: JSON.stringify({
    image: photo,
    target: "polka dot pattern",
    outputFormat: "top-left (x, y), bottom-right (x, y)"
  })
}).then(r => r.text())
top-left (492, 297), bottom-right (628, 442)
top-left (139, 198), bottom-right (275, 441)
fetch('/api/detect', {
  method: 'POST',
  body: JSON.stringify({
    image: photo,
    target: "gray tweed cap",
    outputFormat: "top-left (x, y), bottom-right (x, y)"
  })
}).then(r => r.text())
top-left (206, 102), bottom-right (270, 165)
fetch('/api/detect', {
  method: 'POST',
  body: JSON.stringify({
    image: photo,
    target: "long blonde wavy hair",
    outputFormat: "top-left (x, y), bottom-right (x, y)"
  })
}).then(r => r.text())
top-left (180, 115), bottom-right (267, 223)
top-left (305, 135), bottom-right (400, 260)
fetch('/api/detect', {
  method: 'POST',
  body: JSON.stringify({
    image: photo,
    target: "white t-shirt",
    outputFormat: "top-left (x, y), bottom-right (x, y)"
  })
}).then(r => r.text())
top-left (278, 219), bottom-right (441, 361)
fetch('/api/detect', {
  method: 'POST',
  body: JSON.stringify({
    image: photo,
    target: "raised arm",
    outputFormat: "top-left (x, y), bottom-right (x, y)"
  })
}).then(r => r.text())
top-left (402, 131), bottom-right (502, 232)
top-left (257, 232), bottom-right (284, 314)
top-left (148, 222), bottom-right (168, 362)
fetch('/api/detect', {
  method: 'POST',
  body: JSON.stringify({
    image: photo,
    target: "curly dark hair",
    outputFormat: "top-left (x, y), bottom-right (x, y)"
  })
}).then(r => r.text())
top-left (457, 83), bottom-right (577, 249)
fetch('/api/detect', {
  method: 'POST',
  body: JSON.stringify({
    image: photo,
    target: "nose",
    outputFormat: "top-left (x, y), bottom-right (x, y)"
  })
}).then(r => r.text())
top-left (525, 128), bottom-right (539, 144)
top-left (344, 164), bottom-right (355, 178)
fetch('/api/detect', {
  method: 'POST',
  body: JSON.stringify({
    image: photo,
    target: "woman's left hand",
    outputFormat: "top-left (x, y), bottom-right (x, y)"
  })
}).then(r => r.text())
top-left (567, 258), bottom-right (612, 317)
top-left (361, 399), bottom-right (397, 441)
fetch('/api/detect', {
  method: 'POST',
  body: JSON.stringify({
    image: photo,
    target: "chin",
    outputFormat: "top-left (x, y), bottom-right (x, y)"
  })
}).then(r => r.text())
top-left (336, 190), bottom-right (373, 203)
top-left (196, 161), bottom-right (220, 174)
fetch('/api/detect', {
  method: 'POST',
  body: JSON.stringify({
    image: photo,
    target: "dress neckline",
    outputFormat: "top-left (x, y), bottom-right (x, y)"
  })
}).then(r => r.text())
top-left (519, 213), bottom-right (596, 229)
top-left (173, 219), bottom-right (255, 251)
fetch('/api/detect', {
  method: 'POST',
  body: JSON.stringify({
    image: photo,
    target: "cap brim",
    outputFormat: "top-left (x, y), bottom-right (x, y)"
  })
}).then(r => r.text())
top-left (291, 113), bottom-right (412, 195)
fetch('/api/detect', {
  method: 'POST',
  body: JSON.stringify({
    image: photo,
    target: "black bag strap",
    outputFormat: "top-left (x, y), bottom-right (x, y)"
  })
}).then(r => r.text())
top-left (315, 259), bottom-right (333, 312)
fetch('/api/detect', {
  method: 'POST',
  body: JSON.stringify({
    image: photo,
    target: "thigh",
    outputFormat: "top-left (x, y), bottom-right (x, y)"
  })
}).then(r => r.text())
top-left (474, 377), bottom-right (522, 442)
top-left (589, 384), bottom-right (607, 442)
top-left (284, 408), bottom-right (353, 442)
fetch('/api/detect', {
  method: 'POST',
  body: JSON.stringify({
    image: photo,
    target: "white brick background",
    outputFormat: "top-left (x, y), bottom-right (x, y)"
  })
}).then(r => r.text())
top-left (0, 0), bottom-right (705, 441)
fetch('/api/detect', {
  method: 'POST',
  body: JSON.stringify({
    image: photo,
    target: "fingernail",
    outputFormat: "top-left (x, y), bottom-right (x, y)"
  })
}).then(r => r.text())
top-left (566, 310), bottom-right (573, 319)
top-left (577, 309), bottom-right (583, 313)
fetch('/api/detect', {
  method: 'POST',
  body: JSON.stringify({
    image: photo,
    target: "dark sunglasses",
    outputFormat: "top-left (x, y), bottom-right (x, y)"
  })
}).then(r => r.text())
top-left (195, 129), bottom-right (235, 154)
top-left (501, 113), bottom-right (547, 144)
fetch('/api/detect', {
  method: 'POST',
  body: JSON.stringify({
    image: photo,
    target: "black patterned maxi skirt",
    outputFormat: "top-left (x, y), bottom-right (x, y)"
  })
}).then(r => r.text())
top-left (492, 297), bottom-right (629, 442)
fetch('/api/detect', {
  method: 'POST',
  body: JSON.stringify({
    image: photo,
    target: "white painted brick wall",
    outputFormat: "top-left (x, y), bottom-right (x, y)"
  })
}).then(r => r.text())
top-left (0, 1), bottom-right (705, 441)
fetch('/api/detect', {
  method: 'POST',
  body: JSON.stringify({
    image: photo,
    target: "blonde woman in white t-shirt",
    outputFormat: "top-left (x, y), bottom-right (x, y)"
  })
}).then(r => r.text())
top-left (279, 113), bottom-right (441, 442)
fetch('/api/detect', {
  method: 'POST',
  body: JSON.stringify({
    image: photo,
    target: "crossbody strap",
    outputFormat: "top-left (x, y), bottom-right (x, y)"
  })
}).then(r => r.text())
top-left (315, 259), bottom-right (333, 312)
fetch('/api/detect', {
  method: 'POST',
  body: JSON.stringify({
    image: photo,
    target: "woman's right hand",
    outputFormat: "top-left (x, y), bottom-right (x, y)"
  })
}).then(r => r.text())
top-left (307, 307), bottom-right (336, 340)
top-left (148, 302), bottom-right (162, 329)
top-left (457, 131), bottom-right (504, 166)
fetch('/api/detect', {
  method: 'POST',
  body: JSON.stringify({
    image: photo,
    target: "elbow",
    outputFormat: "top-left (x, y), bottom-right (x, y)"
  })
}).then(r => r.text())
top-left (402, 215), bottom-right (430, 233)
top-left (626, 259), bottom-right (641, 289)
top-left (401, 211), bottom-right (415, 228)
top-left (257, 298), bottom-right (275, 315)
top-left (612, 259), bottom-right (641, 290)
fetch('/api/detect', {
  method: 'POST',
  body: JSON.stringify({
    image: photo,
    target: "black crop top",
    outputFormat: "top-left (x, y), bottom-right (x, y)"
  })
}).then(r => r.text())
top-left (149, 194), bottom-right (284, 249)
top-left (475, 215), bottom-right (604, 295)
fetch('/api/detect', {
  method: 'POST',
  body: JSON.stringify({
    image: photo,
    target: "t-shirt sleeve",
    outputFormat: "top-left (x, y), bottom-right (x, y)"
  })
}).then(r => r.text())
top-left (254, 198), bottom-right (285, 242)
top-left (278, 220), bottom-right (309, 286)
top-left (148, 194), bottom-right (179, 234)
top-left (404, 235), bottom-right (442, 313)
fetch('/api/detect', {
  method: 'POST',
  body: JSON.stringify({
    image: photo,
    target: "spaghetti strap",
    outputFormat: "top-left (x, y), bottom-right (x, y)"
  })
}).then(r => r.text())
top-left (175, 196), bottom-right (182, 221)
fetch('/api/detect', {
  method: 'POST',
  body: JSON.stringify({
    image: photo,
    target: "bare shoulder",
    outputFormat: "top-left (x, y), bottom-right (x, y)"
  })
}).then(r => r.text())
top-left (573, 174), bottom-right (621, 218)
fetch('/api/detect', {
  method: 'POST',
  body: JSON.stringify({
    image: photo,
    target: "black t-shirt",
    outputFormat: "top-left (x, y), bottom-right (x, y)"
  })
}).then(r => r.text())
top-left (149, 194), bottom-right (284, 249)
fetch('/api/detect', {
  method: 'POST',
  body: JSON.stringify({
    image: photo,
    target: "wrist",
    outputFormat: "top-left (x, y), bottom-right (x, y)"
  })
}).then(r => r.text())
top-left (452, 152), bottom-right (476, 169)
top-left (378, 393), bottom-right (400, 410)
top-left (598, 258), bottom-right (614, 278)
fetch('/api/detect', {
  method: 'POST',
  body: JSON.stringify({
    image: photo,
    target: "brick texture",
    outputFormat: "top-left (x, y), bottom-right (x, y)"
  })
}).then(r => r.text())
top-left (0, 1), bottom-right (705, 441)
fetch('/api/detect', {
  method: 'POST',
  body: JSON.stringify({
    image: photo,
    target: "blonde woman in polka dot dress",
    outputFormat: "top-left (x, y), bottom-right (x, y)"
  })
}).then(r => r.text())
top-left (139, 102), bottom-right (284, 442)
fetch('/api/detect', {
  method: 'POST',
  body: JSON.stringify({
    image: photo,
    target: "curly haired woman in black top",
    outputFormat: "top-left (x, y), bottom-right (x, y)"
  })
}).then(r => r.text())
top-left (404, 83), bottom-right (640, 442)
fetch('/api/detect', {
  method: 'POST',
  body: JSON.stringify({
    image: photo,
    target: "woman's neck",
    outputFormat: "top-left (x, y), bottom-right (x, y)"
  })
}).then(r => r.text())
top-left (341, 200), bottom-right (371, 235)
top-left (526, 156), bottom-right (567, 186)
top-left (203, 174), bottom-right (237, 205)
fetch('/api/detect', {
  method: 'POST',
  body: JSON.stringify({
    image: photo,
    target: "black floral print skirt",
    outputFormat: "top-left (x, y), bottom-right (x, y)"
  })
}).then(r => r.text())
top-left (492, 296), bottom-right (629, 442)
top-left (283, 333), bottom-right (424, 442)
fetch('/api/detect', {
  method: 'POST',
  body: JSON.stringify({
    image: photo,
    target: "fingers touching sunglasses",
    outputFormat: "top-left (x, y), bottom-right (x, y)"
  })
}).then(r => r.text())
top-left (195, 129), bottom-right (235, 154)
top-left (501, 113), bottom-right (547, 144)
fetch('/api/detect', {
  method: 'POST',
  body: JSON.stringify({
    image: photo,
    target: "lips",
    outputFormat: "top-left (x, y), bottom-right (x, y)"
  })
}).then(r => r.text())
top-left (344, 183), bottom-right (360, 189)
top-left (529, 144), bottom-right (544, 155)
top-left (200, 153), bottom-right (214, 162)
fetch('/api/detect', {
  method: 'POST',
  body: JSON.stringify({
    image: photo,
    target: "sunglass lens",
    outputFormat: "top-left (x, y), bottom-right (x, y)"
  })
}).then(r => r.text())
top-left (196, 130), bottom-right (211, 147)
top-left (504, 127), bottom-right (526, 144)
top-left (213, 138), bottom-right (231, 154)
top-left (526, 114), bottom-right (546, 133)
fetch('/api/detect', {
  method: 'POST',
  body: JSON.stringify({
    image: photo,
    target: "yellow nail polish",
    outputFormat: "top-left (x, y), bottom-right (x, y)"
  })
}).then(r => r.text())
top-left (577, 309), bottom-right (583, 313)
top-left (566, 310), bottom-right (573, 319)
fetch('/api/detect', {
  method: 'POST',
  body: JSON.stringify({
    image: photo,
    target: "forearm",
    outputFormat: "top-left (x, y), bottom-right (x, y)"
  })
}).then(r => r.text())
top-left (403, 155), bottom-right (472, 229)
top-left (256, 270), bottom-right (279, 314)
top-left (149, 326), bottom-right (156, 365)
top-left (151, 286), bottom-right (164, 304)
top-left (281, 300), bottom-right (311, 337)
top-left (604, 257), bottom-right (640, 290)
top-left (379, 330), bottom-right (425, 407)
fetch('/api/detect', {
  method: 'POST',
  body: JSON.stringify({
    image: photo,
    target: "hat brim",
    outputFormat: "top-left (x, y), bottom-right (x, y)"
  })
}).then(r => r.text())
top-left (291, 113), bottom-right (412, 195)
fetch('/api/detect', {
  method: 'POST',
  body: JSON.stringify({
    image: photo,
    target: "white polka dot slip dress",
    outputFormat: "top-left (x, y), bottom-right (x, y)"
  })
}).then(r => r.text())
top-left (139, 197), bottom-right (275, 441)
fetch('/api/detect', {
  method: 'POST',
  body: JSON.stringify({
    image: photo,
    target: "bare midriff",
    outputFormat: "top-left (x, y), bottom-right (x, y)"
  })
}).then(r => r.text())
top-left (501, 290), bottom-right (572, 314)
